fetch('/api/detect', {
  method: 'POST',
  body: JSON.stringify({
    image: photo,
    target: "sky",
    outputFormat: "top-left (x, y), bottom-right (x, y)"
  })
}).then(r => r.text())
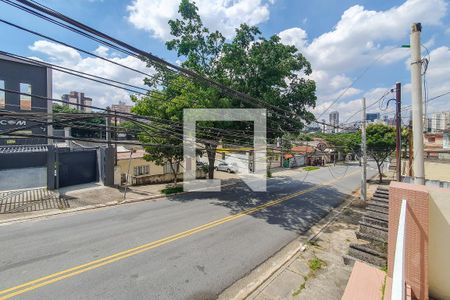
top-left (1, 0), bottom-right (450, 125)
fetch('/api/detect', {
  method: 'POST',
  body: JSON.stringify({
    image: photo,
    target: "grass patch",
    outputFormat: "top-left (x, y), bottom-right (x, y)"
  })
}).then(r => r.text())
top-left (303, 166), bottom-right (320, 171)
top-left (292, 281), bottom-right (306, 297)
top-left (308, 257), bottom-right (326, 272)
top-left (292, 257), bottom-right (326, 297)
top-left (161, 185), bottom-right (183, 195)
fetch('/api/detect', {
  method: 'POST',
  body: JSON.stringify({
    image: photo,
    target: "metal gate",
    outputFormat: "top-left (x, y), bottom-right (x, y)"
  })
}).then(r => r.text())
top-left (58, 150), bottom-right (98, 188)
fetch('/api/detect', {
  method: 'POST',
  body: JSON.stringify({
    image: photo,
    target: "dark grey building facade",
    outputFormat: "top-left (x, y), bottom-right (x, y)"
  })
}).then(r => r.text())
top-left (0, 55), bottom-right (52, 145)
top-left (366, 112), bottom-right (380, 123)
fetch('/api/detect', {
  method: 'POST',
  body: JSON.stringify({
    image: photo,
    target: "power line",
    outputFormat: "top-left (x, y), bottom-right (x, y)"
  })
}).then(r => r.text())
top-left (5, 1), bottom-right (317, 131)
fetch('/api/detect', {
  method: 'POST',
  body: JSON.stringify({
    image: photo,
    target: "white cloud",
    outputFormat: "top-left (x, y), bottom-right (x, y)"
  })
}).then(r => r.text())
top-left (278, 27), bottom-right (307, 51)
top-left (127, 0), bottom-right (272, 40)
top-left (29, 40), bottom-right (151, 107)
top-left (29, 40), bottom-right (82, 65)
top-left (278, 0), bottom-right (447, 119)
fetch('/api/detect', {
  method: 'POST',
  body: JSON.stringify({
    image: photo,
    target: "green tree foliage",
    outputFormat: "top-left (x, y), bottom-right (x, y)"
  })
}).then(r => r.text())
top-left (52, 104), bottom-right (105, 138)
top-left (366, 123), bottom-right (396, 183)
top-left (313, 132), bottom-right (361, 155)
top-left (132, 0), bottom-right (316, 179)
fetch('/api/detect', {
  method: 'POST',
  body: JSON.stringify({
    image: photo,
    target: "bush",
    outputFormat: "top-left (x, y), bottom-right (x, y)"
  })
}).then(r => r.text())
top-left (161, 185), bottom-right (183, 195)
top-left (267, 169), bottom-right (272, 178)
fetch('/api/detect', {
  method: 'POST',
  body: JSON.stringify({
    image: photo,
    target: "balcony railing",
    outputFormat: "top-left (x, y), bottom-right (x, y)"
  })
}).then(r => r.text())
top-left (391, 199), bottom-right (407, 300)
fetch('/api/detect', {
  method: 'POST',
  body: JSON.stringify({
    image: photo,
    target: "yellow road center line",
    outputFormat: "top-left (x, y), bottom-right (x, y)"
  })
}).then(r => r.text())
top-left (0, 170), bottom-right (359, 299)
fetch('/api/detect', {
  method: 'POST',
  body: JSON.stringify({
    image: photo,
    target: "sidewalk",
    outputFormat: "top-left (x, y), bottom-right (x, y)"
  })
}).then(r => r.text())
top-left (0, 170), bottom-right (242, 223)
top-left (220, 169), bottom-right (382, 300)
top-left (245, 202), bottom-right (365, 300)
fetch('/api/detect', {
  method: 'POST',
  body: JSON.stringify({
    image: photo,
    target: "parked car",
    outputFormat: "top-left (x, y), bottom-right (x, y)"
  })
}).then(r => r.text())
top-left (215, 162), bottom-right (238, 173)
top-left (196, 161), bottom-right (208, 170)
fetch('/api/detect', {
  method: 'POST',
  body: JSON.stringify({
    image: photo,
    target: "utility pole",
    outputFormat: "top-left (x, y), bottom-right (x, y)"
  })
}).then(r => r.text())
top-left (410, 23), bottom-right (425, 185)
top-left (106, 107), bottom-right (112, 146)
top-left (408, 127), bottom-right (413, 177)
top-left (395, 82), bottom-right (402, 182)
top-left (278, 137), bottom-right (283, 168)
top-left (361, 97), bottom-right (367, 201)
top-left (114, 110), bottom-right (118, 167)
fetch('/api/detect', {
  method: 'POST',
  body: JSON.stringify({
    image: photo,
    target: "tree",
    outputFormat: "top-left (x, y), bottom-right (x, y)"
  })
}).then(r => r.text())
top-left (366, 123), bottom-right (396, 183)
top-left (217, 24), bottom-right (316, 138)
top-left (52, 104), bottom-right (105, 138)
top-left (133, 0), bottom-right (316, 179)
top-left (131, 76), bottom-right (213, 185)
top-left (313, 132), bottom-right (361, 160)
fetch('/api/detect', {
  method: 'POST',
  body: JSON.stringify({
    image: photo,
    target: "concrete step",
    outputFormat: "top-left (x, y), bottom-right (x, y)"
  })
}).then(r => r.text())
top-left (364, 210), bottom-right (389, 222)
top-left (350, 242), bottom-right (387, 258)
top-left (346, 245), bottom-right (386, 268)
top-left (367, 205), bottom-right (388, 215)
top-left (368, 201), bottom-right (389, 210)
top-left (356, 231), bottom-right (388, 244)
top-left (359, 221), bottom-right (388, 241)
top-left (373, 192), bottom-right (389, 199)
top-left (371, 196), bottom-right (389, 204)
top-left (361, 215), bottom-right (388, 229)
top-left (376, 186), bottom-right (389, 192)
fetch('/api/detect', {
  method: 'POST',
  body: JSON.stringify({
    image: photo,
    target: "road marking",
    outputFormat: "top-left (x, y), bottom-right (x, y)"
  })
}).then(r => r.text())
top-left (0, 169), bottom-right (359, 299)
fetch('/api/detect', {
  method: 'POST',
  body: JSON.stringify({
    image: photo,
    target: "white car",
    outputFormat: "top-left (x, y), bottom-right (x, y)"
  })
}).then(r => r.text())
top-left (215, 162), bottom-right (238, 173)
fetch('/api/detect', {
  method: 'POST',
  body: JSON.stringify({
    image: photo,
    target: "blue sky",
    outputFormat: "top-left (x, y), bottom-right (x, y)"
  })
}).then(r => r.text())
top-left (1, 0), bottom-right (449, 123)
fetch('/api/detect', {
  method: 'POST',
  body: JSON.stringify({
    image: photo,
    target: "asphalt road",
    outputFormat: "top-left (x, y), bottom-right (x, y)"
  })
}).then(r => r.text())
top-left (0, 164), bottom-right (376, 300)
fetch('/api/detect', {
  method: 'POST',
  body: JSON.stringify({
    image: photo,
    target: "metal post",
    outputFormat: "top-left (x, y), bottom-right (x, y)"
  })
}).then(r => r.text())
top-left (114, 110), bottom-right (117, 166)
top-left (410, 23), bottom-right (425, 185)
top-left (279, 137), bottom-right (283, 168)
top-left (361, 97), bottom-right (367, 201)
top-left (123, 149), bottom-right (134, 201)
top-left (395, 82), bottom-right (402, 182)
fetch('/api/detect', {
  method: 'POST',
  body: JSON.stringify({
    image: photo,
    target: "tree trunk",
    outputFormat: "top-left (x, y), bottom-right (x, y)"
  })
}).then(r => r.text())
top-left (377, 162), bottom-right (383, 183)
top-left (169, 159), bottom-right (177, 186)
top-left (206, 144), bottom-right (217, 179)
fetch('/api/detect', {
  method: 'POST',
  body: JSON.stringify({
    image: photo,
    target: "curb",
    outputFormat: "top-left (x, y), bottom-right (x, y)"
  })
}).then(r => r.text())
top-left (0, 180), bottom-right (241, 225)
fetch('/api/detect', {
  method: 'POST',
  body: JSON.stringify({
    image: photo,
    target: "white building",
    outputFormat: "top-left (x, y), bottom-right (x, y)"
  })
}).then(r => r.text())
top-left (431, 111), bottom-right (450, 133)
top-left (329, 111), bottom-right (339, 133)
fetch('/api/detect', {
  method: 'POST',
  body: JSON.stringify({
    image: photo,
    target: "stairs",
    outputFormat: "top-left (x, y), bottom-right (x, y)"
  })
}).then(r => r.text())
top-left (344, 186), bottom-right (389, 268)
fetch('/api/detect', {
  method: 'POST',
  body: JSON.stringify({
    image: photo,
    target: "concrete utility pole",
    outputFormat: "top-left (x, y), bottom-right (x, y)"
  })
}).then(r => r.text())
top-left (395, 82), bottom-right (402, 182)
top-left (361, 97), bottom-right (367, 201)
top-left (106, 107), bottom-right (112, 146)
top-left (410, 23), bottom-right (425, 185)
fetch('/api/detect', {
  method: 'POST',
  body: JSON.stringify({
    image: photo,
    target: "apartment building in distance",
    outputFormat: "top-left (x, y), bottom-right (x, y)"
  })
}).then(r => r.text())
top-left (329, 111), bottom-right (339, 133)
top-left (61, 91), bottom-right (92, 112)
top-left (366, 112), bottom-right (380, 123)
top-left (111, 101), bottom-right (132, 124)
top-left (430, 111), bottom-right (450, 133)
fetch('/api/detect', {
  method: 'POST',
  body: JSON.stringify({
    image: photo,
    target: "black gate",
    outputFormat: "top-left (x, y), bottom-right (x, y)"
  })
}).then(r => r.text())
top-left (58, 150), bottom-right (98, 188)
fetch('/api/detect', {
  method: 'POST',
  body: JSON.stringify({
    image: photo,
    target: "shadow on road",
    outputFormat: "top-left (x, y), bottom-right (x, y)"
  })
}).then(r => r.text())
top-left (165, 175), bottom-right (351, 233)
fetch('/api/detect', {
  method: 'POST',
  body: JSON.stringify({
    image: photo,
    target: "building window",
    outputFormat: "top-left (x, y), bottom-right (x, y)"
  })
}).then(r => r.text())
top-left (133, 165), bottom-right (149, 176)
top-left (0, 80), bottom-right (4, 109)
top-left (20, 83), bottom-right (32, 110)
